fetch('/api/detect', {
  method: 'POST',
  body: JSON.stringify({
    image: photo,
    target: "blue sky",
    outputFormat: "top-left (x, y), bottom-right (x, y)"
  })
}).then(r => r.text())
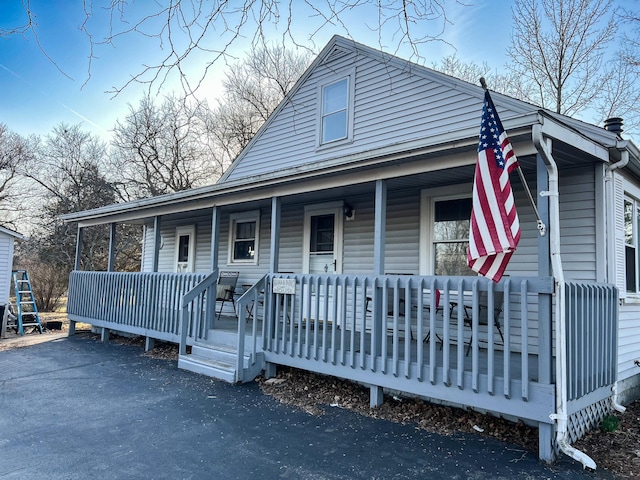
top-left (0, 2), bottom-right (529, 141)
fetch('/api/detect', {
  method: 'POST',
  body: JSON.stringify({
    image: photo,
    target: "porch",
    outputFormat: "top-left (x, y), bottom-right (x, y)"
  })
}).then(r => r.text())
top-left (66, 269), bottom-right (617, 460)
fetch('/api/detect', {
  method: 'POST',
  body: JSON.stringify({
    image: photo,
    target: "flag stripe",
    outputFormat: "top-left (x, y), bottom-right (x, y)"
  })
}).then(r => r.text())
top-left (467, 91), bottom-right (521, 282)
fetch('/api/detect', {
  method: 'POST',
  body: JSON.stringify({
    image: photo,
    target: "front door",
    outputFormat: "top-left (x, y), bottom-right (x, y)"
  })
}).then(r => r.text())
top-left (302, 204), bottom-right (344, 324)
top-left (303, 204), bottom-right (343, 275)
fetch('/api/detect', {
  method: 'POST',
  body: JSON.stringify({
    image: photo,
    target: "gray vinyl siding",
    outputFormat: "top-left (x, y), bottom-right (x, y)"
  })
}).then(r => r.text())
top-left (384, 190), bottom-right (420, 274)
top-left (618, 304), bottom-right (640, 383)
top-left (278, 204), bottom-right (305, 274)
top-left (140, 224), bottom-right (155, 273)
top-left (224, 46), bottom-right (527, 182)
top-left (559, 165), bottom-right (597, 281)
top-left (0, 234), bottom-right (14, 304)
top-left (343, 197), bottom-right (374, 274)
top-left (616, 171), bottom-right (640, 388)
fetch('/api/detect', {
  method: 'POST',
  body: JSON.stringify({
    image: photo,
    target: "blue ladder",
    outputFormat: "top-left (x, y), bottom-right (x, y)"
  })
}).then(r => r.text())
top-left (11, 270), bottom-right (43, 335)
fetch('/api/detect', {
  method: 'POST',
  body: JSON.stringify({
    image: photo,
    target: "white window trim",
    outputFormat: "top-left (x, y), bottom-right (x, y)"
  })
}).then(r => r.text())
top-left (419, 185), bottom-right (473, 276)
top-left (621, 178), bottom-right (640, 301)
top-left (302, 201), bottom-right (344, 274)
top-left (174, 226), bottom-right (196, 273)
top-left (228, 210), bottom-right (260, 265)
top-left (316, 68), bottom-right (355, 150)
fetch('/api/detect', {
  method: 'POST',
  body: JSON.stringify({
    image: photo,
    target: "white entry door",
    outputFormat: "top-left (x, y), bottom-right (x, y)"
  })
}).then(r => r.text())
top-left (302, 203), bottom-right (344, 324)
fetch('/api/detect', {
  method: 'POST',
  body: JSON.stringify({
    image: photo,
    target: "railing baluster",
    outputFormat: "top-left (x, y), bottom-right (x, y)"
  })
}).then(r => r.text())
top-left (455, 279), bottom-right (465, 389)
top-left (487, 282), bottom-right (495, 396)
top-left (503, 279), bottom-right (511, 399)
top-left (520, 280), bottom-right (529, 402)
top-left (441, 280), bottom-right (451, 387)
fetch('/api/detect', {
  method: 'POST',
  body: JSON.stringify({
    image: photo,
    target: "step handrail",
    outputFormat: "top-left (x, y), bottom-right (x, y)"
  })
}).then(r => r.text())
top-left (180, 270), bottom-right (218, 355)
top-left (236, 274), bottom-right (269, 381)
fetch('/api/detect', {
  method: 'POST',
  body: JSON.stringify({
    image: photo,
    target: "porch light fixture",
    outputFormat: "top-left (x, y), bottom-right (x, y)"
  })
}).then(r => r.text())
top-left (343, 204), bottom-right (354, 219)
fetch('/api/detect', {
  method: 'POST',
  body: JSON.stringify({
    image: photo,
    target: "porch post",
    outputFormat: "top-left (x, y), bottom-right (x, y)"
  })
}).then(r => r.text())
top-left (107, 222), bottom-right (116, 272)
top-left (536, 152), bottom-right (554, 462)
top-left (74, 225), bottom-right (83, 271)
top-left (371, 179), bottom-right (387, 407)
top-left (208, 207), bottom-right (220, 330)
top-left (210, 207), bottom-right (220, 271)
top-left (373, 180), bottom-right (387, 275)
top-left (270, 197), bottom-right (281, 273)
top-left (152, 216), bottom-right (161, 273)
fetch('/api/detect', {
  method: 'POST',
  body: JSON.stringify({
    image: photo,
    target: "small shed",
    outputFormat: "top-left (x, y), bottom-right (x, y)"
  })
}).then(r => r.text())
top-left (0, 225), bottom-right (24, 335)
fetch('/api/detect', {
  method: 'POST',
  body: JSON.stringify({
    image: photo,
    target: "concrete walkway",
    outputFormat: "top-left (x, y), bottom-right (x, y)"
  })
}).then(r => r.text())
top-left (0, 334), bottom-right (611, 479)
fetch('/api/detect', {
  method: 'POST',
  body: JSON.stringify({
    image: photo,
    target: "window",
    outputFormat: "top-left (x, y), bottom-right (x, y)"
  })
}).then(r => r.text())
top-left (431, 197), bottom-right (475, 276)
top-left (624, 197), bottom-right (640, 292)
top-left (310, 215), bottom-right (335, 253)
top-left (318, 72), bottom-right (354, 146)
top-left (175, 226), bottom-right (195, 273)
top-left (228, 211), bottom-right (260, 264)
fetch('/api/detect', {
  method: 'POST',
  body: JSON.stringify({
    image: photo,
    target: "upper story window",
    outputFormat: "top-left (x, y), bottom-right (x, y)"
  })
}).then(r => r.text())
top-left (228, 211), bottom-right (260, 265)
top-left (318, 71), bottom-right (354, 147)
top-left (625, 196), bottom-right (640, 292)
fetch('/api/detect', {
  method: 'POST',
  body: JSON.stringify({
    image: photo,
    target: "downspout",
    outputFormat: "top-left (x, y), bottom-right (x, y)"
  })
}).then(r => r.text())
top-left (605, 140), bottom-right (629, 414)
top-left (533, 122), bottom-right (597, 470)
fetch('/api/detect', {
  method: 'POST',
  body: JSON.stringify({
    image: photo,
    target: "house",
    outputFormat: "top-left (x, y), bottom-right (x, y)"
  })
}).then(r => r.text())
top-left (61, 36), bottom-right (640, 466)
top-left (0, 225), bottom-right (24, 337)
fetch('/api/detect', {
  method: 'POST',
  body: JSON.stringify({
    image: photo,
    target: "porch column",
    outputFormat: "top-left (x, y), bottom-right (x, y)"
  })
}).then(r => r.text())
top-left (536, 152), bottom-right (554, 462)
top-left (270, 197), bottom-right (281, 273)
top-left (371, 179), bottom-right (387, 406)
top-left (210, 206), bottom-right (220, 271)
top-left (107, 222), bottom-right (116, 272)
top-left (152, 216), bottom-right (161, 273)
top-left (373, 179), bottom-right (387, 275)
top-left (74, 225), bottom-right (83, 271)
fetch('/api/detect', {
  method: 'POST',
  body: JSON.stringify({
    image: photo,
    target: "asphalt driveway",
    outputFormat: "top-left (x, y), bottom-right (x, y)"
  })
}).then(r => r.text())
top-left (0, 334), bottom-right (610, 479)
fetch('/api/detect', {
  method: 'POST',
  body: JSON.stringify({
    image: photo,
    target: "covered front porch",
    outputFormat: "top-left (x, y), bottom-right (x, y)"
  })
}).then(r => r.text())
top-left (66, 268), bottom-right (617, 461)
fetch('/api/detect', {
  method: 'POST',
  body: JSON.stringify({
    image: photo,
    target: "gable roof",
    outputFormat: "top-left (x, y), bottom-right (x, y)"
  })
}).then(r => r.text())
top-left (219, 35), bottom-right (541, 183)
top-left (61, 35), bottom-right (639, 226)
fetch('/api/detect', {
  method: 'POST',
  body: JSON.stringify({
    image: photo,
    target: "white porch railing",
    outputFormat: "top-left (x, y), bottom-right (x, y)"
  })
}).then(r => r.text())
top-left (67, 271), bottom-right (207, 344)
top-left (68, 271), bottom-right (619, 431)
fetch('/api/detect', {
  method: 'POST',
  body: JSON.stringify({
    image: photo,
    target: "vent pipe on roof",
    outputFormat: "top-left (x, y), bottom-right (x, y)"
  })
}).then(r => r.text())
top-left (604, 117), bottom-right (624, 134)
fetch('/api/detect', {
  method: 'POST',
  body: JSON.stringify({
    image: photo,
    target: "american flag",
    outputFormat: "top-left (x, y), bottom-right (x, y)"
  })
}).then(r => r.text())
top-left (467, 90), bottom-right (520, 282)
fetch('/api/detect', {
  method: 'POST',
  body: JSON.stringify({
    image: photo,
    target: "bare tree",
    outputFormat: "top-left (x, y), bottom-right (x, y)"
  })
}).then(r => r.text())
top-left (432, 55), bottom-right (536, 101)
top-left (204, 44), bottom-right (312, 166)
top-left (594, 46), bottom-right (640, 136)
top-left (508, 0), bottom-right (617, 116)
top-left (0, 124), bottom-right (33, 230)
top-left (23, 124), bottom-right (117, 272)
top-left (3, 1), bottom-right (463, 95)
top-left (111, 94), bottom-right (219, 200)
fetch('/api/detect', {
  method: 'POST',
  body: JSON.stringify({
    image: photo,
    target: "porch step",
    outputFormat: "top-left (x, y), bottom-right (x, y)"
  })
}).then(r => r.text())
top-left (178, 342), bottom-right (264, 383)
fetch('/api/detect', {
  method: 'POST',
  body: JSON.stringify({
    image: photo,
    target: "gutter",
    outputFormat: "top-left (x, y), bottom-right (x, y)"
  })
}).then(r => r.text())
top-left (604, 140), bottom-right (630, 414)
top-left (533, 122), bottom-right (597, 470)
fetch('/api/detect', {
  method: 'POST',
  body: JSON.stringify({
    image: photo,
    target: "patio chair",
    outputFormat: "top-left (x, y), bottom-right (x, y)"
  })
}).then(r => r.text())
top-left (216, 271), bottom-right (240, 320)
top-left (462, 289), bottom-right (504, 356)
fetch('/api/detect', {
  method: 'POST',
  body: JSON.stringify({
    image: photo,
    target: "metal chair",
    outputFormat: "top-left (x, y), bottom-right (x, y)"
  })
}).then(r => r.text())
top-left (462, 289), bottom-right (504, 356)
top-left (216, 271), bottom-right (239, 320)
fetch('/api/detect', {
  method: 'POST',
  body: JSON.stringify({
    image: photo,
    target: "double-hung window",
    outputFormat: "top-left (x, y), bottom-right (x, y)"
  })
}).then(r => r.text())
top-left (420, 189), bottom-right (476, 276)
top-left (318, 71), bottom-right (354, 147)
top-left (624, 196), bottom-right (640, 292)
top-left (228, 211), bottom-right (260, 265)
top-left (432, 197), bottom-right (475, 276)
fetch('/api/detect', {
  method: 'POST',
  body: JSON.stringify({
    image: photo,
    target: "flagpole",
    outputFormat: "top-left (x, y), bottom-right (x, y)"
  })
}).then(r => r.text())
top-left (479, 78), bottom-right (547, 237)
